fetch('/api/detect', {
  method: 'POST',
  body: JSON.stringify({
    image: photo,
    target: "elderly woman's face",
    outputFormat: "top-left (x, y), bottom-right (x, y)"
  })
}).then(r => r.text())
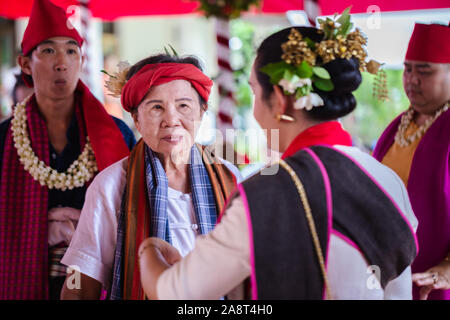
top-left (133, 79), bottom-right (205, 160)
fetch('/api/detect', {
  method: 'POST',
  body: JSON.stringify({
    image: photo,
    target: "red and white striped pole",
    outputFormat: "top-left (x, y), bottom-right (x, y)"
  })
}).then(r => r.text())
top-left (78, 0), bottom-right (92, 89)
top-left (303, 0), bottom-right (320, 26)
top-left (215, 18), bottom-right (236, 136)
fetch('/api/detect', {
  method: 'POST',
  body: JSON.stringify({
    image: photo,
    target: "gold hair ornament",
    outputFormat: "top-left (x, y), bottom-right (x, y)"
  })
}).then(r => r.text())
top-left (101, 60), bottom-right (131, 98)
top-left (260, 6), bottom-right (388, 109)
top-left (102, 45), bottom-right (179, 98)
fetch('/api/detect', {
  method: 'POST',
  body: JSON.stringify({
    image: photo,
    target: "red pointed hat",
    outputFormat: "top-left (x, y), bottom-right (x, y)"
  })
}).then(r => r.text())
top-left (405, 23), bottom-right (450, 63)
top-left (21, 0), bottom-right (84, 56)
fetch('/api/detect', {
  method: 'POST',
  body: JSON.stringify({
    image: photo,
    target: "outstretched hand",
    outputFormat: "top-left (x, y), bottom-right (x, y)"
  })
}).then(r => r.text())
top-left (138, 237), bottom-right (182, 299)
top-left (140, 237), bottom-right (182, 266)
top-left (412, 259), bottom-right (450, 300)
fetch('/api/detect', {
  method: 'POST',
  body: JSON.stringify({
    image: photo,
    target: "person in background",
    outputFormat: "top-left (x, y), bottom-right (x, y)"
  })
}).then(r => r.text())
top-left (373, 23), bottom-right (450, 300)
top-left (12, 73), bottom-right (34, 107)
top-left (0, 0), bottom-right (135, 300)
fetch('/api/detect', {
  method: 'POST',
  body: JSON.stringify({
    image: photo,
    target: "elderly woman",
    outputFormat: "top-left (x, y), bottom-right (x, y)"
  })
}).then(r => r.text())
top-left (60, 54), bottom-right (241, 299)
top-left (138, 22), bottom-right (420, 300)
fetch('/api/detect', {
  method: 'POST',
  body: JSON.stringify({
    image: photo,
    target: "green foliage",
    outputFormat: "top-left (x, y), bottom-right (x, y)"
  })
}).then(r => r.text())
top-left (303, 37), bottom-right (316, 50)
top-left (318, 6), bottom-right (353, 40)
top-left (312, 66), bottom-right (330, 79)
top-left (345, 69), bottom-right (409, 149)
top-left (336, 6), bottom-right (353, 37)
top-left (297, 61), bottom-right (313, 78)
top-left (164, 44), bottom-right (179, 57)
top-left (230, 19), bottom-right (256, 118)
top-left (312, 76), bottom-right (334, 91)
top-left (259, 61), bottom-right (291, 84)
top-left (259, 50), bottom-right (333, 95)
top-left (100, 69), bottom-right (116, 78)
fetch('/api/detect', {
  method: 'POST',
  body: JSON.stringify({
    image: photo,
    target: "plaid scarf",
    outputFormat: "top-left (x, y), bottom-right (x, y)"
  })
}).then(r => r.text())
top-left (0, 96), bottom-right (87, 299)
top-left (110, 139), bottom-right (236, 299)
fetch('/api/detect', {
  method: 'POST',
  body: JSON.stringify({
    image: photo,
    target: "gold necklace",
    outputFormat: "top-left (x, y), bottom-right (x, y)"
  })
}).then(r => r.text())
top-left (11, 96), bottom-right (98, 191)
top-left (279, 159), bottom-right (333, 300)
top-left (394, 102), bottom-right (449, 147)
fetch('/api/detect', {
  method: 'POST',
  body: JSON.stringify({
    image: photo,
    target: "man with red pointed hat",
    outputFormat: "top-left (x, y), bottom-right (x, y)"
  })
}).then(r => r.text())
top-left (0, 0), bottom-right (135, 299)
top-left (373, 22), bottom-right (450, 300)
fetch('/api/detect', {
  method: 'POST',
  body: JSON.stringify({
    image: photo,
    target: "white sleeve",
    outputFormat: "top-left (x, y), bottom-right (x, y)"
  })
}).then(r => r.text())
top-left (383, 266), bottom-right (413, 299)
top-left (157, 196), bottom-right (251, 299)
top-left (61, 158), bottom-right (127, 288)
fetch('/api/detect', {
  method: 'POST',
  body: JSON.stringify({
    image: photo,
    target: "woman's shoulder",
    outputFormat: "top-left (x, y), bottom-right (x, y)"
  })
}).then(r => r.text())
top-left (332, 145), bottom-right (417, 230)
top-left (332, 145), bottom-right (394, 175)
top-left (331, 144), bottom-right (406, 190)
top-left (90, 156), bottom-right (128, 194)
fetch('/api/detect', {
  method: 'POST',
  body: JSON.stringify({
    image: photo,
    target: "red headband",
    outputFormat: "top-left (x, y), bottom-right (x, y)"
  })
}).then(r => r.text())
top-left (121, 63), bottom-right (213, 112)
top-left (405, 23), bottom-right (450, 63)
top-left (21, 0), bottom-right (84, 57)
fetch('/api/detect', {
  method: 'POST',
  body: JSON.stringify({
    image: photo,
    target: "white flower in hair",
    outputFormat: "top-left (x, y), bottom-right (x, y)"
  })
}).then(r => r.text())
top-left (278, 77), bottom-right (312, 94)
top-left (294, 92), bottom-right (324, 111)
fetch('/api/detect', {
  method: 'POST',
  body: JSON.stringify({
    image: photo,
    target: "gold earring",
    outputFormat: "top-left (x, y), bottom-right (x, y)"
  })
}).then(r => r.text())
top-left (275, 113), bottom-right (295, 122)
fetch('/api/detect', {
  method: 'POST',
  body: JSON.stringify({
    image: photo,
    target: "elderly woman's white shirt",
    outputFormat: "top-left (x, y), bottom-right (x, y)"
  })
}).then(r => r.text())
top-left (61, 156), bottom-right (242, 289)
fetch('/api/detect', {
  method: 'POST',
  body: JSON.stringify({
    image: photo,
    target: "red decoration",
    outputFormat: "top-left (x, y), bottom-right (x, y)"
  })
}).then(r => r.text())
top-left (121, 63), bottom-right (213, 112)
top-left (2, 0), bottom-right (449, 20)
top-left (405, 23), bottom-right (450, 63)
top-left (21, 0), bottom-right (83, 55)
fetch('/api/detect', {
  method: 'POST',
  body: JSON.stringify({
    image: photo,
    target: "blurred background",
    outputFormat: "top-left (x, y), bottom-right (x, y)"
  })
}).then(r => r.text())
top-left (0, 1), bottom-right (449, 174)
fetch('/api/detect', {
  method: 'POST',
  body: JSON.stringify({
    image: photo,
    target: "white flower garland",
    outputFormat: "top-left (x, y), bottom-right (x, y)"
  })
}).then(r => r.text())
top-left (394, 102), bottom-right (449, 147)
top-left (11, 96), bottom-right (98, 191)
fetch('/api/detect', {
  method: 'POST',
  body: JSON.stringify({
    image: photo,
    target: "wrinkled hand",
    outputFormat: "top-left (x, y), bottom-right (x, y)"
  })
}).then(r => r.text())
top-left (412, 259), bottom-right (450, 300)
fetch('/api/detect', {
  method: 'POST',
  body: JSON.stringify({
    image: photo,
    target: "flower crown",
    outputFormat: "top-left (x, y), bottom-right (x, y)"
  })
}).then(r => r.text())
top-left (260, 7), bottom-right (386, 111)
top-left (102, 45), bottom-right (179, 97)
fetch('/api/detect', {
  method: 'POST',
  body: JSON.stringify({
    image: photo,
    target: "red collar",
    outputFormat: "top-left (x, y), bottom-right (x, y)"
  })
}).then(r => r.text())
top-left (282, 121), bottom-right (352, 159)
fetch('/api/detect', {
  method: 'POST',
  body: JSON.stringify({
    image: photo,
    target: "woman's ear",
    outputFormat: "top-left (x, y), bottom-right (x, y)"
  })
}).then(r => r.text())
top-left (131, 110), bottom-right (140, 132)
top-left (272, 85), bottom-right (289, 115)
top-left (201, 103), bottom-right (208, 116)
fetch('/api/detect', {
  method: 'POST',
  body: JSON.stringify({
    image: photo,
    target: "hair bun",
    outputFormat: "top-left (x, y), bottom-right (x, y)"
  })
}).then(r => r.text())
top-left (307, 91), bottom-right (357, 120)
top-left (255, 26), bottom-right (363, 121)
top-left (322, 57), bottom-right (362, 95)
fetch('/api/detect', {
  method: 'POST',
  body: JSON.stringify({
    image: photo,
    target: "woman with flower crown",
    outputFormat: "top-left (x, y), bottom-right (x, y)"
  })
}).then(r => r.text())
top-left (137, 13), bottom-right (420, 300)
top-left (60, 53), bottom-right (242, 300)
